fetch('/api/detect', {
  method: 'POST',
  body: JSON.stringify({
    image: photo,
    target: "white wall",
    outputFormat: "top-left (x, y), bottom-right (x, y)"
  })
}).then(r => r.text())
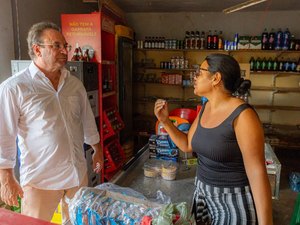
top-left (125, 11), bottom-right (300, 41)
top-left (0, 1), bottom-right (14, 83)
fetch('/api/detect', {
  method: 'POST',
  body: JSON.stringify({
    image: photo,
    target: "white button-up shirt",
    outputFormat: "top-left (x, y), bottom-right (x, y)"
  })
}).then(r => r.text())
top-left (0, 62), bottom-right (100, 190)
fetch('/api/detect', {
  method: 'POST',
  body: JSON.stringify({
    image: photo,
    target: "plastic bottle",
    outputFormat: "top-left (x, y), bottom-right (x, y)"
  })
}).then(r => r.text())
top-left (283, 28), bottom-right (291, 50)
top-left (261, 57), bottom-right (267, 71)
top-left (267, 57), bottom-right (273, 71)
top-left (289, 34), bottom-right (296, 50)
top-left (249, 57), bottom-right (255, 71)
top-left (195, 31), bottom-right (200, 49)
top-left (256, 57), bottom-right (261, 71)
top-left (212, 30), bottom-right (218, 50)
top-left (200, 31), bottom-right (205, 49)
top-left (184, 31), bottom-right (190, 49)
top-left (275, 28), bottom-right (283, 50)
top-left (190, 31), bottom-right (195, 49)
top-left (234, 33), bottom-right (239, 50)
top-left (261, 28), bottom-right (269, 50)
top-left (218, 31), bottom-right (224, 50)
top-left (268, 28), bottom-right (276, 50)
top-left (273, 58), bottom-right (279, 71)
top-left (207, 30), bottom-right (212, 49)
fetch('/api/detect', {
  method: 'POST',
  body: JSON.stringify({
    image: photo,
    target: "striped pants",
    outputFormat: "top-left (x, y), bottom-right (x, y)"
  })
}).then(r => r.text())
top-left (193, 178), bottom-right (257, 225)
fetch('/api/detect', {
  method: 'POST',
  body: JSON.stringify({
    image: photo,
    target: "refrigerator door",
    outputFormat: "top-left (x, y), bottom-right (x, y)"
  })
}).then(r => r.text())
top-left (118, 37), bottom-right (133, 143)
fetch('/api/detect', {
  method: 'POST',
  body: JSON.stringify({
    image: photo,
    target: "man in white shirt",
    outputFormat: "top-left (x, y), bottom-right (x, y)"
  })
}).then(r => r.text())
top-left (0, 21), bottom-right (103, 223)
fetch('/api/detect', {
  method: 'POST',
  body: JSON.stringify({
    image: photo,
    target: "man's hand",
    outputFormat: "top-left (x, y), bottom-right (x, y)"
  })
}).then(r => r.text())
top-left (0, 169), bottom-right (23, 207)
top-left (91, 143), bottom-right (104, 174)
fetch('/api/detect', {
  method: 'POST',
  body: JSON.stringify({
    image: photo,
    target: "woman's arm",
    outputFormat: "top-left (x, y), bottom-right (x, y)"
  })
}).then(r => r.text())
top-left (235, 108), bottom-right (273, 225)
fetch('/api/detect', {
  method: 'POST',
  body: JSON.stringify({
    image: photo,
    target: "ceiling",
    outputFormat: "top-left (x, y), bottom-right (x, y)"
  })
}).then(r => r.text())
top-left (112, 0), bottom-right (300, 13)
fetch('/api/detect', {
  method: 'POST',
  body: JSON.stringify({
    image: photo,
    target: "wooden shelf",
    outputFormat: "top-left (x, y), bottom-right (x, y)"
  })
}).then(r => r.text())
top-left (251, 86), bottom-right (300, 92)
top-left (136, 66), bottom-right (196, 72)
top-left (135, 48), bottom-right (300, 54)
top-left (250, 71), bottom-right (300, 75)
top-left (253, 105), bottom-right (300, 111)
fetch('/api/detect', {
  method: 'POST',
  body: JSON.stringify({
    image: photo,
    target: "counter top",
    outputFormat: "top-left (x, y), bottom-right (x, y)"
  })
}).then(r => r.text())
top-left (111, 144), bottom-right (196, 210)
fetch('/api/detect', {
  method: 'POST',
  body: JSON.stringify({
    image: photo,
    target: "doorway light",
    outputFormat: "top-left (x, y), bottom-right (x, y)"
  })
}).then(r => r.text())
top-left (223, 0), bottom-right (268, 14)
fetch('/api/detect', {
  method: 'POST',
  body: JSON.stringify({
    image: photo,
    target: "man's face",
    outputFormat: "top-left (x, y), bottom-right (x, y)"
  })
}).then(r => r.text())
top-left (35, 29), bottom-right (69, 71)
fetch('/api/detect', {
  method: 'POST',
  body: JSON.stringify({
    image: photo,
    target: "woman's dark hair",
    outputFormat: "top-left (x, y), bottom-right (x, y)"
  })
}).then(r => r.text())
top-left (205, 53), bottom-right (251, 95)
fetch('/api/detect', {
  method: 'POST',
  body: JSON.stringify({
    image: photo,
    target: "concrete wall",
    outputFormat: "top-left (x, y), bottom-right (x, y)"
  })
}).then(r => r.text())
top-left (0, 0), bottom-right (98, 83)
top-left (125, 11), bottom-right (300, 41)
top-left (0, 1), bottom-right (14, 83)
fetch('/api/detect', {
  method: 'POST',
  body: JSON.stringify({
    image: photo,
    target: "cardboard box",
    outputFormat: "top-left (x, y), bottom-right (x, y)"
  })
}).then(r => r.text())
top-left (250, 36), bottom-right (262, 49)
top-left (238, 36), bottom-right (251, 49)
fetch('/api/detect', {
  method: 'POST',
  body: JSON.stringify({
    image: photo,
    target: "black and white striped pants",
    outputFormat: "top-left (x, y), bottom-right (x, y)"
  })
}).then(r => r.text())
top-left (192, 178), bottom-right (257, 225)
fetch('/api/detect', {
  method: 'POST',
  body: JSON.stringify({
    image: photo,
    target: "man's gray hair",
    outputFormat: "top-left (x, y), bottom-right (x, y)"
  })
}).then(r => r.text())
top-left (27, 21), bottom-right (61, 59)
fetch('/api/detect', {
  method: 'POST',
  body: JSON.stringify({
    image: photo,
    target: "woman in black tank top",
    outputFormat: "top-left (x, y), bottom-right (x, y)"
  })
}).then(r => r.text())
top-left (154, 54), bottom-right (273, 225)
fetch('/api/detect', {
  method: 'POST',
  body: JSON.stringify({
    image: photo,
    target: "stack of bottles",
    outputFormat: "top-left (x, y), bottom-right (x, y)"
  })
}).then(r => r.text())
top-left (261, 28), bottom-right (300, 51)
top-left (250, 57), bottom-right (300, 72)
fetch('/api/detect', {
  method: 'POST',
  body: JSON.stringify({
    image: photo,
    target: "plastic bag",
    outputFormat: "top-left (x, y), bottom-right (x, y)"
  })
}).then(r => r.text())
top-left (152, 202), bottom-right (191, 225)
top-left (289, 172), bottom-right (300, 192)
top-left (68, 183), bottom-right (174, 225)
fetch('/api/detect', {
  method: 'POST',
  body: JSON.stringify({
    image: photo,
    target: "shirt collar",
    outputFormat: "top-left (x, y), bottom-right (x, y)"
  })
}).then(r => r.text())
top-left (28, 62), bottom-right (69, 80)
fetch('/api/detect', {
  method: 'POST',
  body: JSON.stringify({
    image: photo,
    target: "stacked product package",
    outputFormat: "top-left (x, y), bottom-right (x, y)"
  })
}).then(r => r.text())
top-left (149, 134), bottom-right (179, 162)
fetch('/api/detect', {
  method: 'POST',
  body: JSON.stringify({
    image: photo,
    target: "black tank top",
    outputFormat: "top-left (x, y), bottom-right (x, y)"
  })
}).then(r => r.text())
top-left (192, 102), bottom-right (253, 187)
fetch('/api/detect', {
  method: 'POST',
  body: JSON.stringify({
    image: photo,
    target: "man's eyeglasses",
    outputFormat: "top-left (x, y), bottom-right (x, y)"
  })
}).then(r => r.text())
top-left (194, 68), bottom-right (210, 78)
top-left (38, 43), bottom-right (72, 52)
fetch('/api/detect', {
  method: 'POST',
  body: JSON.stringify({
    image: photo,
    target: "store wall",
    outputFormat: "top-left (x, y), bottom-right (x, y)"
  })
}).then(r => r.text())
top-left (126, 11), bottom-right (300, 41)
top-left (0, 1), bottom-right (14, 83)
top-left (0, 0), bottom-right (98, 83)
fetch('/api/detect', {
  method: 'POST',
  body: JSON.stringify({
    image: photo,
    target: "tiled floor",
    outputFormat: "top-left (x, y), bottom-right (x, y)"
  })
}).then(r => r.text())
top-left (272, 148), bottom-right (300, 225)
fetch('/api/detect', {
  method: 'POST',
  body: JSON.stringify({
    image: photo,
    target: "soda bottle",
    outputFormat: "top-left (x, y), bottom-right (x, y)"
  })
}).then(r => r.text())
top-left (234, 33), bottom-right (239, 50)
top-left (256, 57), bottom-right (262, 71)
top-left (195, 31), bottom-right (200, 49)
top-left (289, 34), bottom-right (296, 50)
top-left (290, 59), bottom-right (297, 71)
top-left (283, 28), bottom-right (291, 50)
top-left (268, 28), bottom-right (276, 50)
top-left (200, 31), bottom-right (205, 49)
top-left (190, 31), bottom-right (195, 49)
top-left (261, 57), bottom-right (267, 71)
top-left (296, 58), bottom-right (300, 72)
top-left (184, 31), bottom-right (190, 49)
top-left (273, 58), bottom-right (279, 71)
top-left (284, 59), bottom-right (290, 71)
top-left (212, 30), bottom-right (219, 49)
top-left (249, 57), bottom-right (255, 71)
top-left (218, 31), bottom-right (224, 50)
top-left (275, 28), bottom-right (283, 50)
top-left (261, 28), bottom-right (269, 50)
top-left (278, 58), bottom-right (284, 71)
top-left (267, 57), bottom-right (273, 71)
top-left (207, 30), bottom-right (212, 49)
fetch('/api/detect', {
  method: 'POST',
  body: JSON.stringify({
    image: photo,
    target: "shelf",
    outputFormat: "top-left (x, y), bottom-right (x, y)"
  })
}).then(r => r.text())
top-left (250, 71), bottom-right (300, 75)
top-left (136, 67), bottom-right (196, 72)
top-left (253, 105), bottom-right (300, 111)
top-left (136, 98), bottom-right (200, 105)
top-left (101, 60), bottom-right (115, 65)
top-left (251, 86), bottom-right (300, 92)
top-left (102, 91), bottom-right (116, 98)
top-left (134, 81), bottom-right (193, 88)
top-left (135, 48), bottom-right (300, 54)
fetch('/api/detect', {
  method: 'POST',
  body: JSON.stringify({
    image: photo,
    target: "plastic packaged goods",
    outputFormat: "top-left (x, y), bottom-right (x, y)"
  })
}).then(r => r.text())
top-left (68, 183), bottom-right (191, 225)
top-left (289, 172), bottom-right (300, 192)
